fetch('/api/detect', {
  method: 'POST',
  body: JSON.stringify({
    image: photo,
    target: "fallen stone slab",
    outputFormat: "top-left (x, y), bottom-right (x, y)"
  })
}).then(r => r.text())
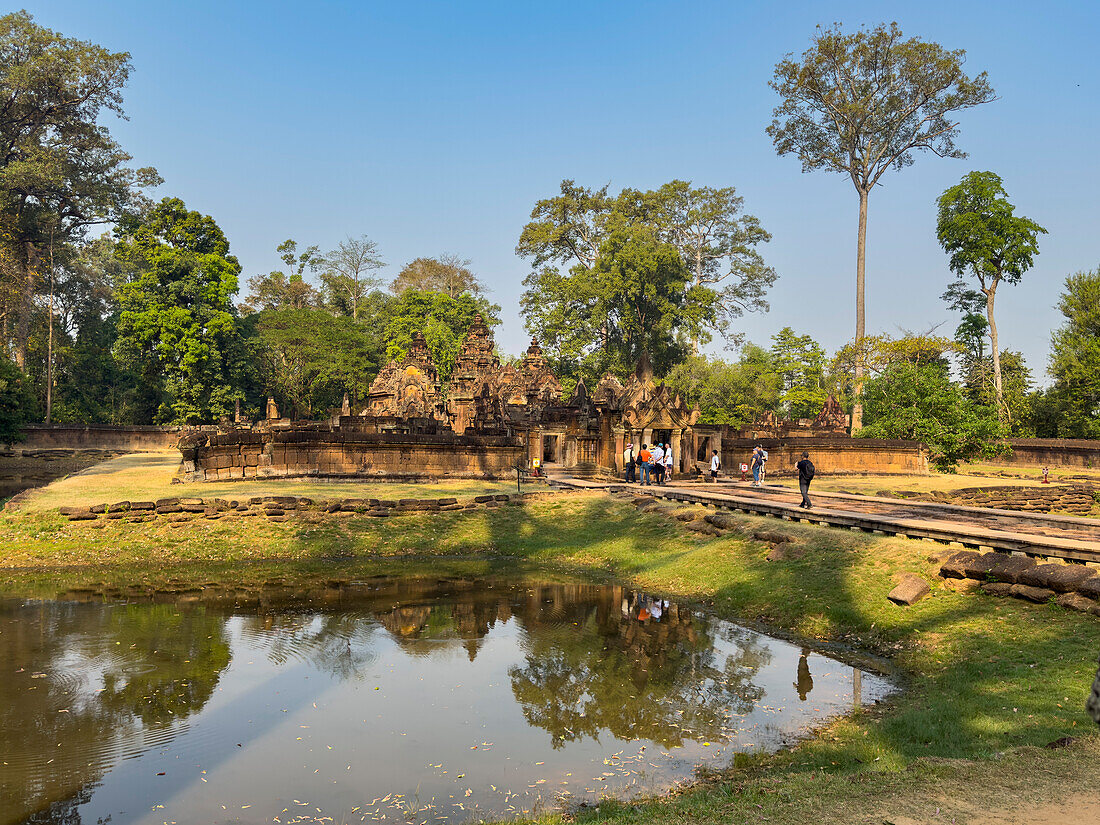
top-left (109, 501), bottom-right (131, 512)
top-left (888, 574), bottom-right (931, 606)
top-left (674, 509), bottom-right (699, 522)
top-left (1056, 592), bottom-right (1098, 614)
top-left (494, 494), bottom-right (510, 502)
top-left (1077, 576), bottom-right (1100, 600)
top-left (89, 503), bottom-right (107, 514)
top-left (940, 550), bottom-right (980, 579)
top-left (1018, 562), bottom-right (1095, 593)
top-left (980, 582), bottom-right (1014, 597)
top-left (440, 503), bottom-right (464, 511)
top-left (986, 554), bottom-right (1038, 584)
top-left (474, 495), bottom-right (496, 504)
top-left (684, 520), bottom-right (722, 536)
top-left (1010, 583), bottom-right (1056, 603)
top-left (398, 498), bottom-right (419, 506)
top-left (181, 503), bottom-right (206, 513)
top-left (156, 497), bottom-right (180, 508)
top-left (264, 509), bottom-right (286, 517)
top-left (156, 504), bottom-right (183, 514)
top-left (437, 498), bottom-right (458, 506)
top-left (962, 553), bottom-right (999, 579)
top-left (67, 510), bottom-right (98, 521)
top-left (180, 497), bottom-right (203, 506)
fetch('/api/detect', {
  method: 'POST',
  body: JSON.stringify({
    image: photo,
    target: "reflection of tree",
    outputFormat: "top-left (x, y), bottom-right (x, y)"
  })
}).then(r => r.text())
top-left (508, 589), bottom-right (772, 748)
top-left (240, 612), bottom-right (377, 681)
top-left (0, 600), bottom-right (230, 822)
top-left (99, 604), bottom-right (230, 726)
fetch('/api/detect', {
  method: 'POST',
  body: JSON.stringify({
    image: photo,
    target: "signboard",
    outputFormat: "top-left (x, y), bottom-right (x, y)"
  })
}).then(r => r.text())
top-left (740, 463), bottom-right (749, 472)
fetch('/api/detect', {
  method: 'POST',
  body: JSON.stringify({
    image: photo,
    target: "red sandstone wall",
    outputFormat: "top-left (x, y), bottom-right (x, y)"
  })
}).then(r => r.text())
top-left (19, 424), bottom-right (187, 450)
top-left (989, 438), bottom-right (1100, 469)
top-left (715, 437), bottom-right (928, 476)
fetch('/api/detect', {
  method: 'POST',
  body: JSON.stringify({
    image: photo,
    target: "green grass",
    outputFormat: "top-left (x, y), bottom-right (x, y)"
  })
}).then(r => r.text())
top-left (1, 474), bottom-right (1099, 823)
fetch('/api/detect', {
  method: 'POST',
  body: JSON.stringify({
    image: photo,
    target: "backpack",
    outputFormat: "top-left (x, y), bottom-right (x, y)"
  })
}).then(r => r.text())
top-left (802, 460), bottom-right (815, 481)
top-left (760, 448), bottom-right (769, 462)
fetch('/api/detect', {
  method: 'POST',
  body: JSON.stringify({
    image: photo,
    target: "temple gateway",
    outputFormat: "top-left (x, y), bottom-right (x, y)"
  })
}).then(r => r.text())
top-left (179, 317), bottom-right (926, 481)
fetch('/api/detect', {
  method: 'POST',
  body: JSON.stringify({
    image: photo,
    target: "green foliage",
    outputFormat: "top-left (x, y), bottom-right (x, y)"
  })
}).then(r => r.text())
top-left (242, 239), bottom-right (321, 313)
top-left (665, 349), bottom-right (780, 428)
top-left (768, 22), bottom-right (995, 187)
top-left (0, 10), bottom-right (160, 367)
top-left (113, 198), bottom-right (245, 424)
top-left (318, 235), bottom-right (385, 320)
top-left (383, 291), bottom-right (501, 383)
top-left (389, 254), bottom-right (483, 299)
top-left (255, 308), bottom-right (386, 418)
top-left (0, 355), bottom-right (36, 444)
top-left (770, 327), bottom-right (828, 420)
top-left (518, 179), bottom-right (773, 379)
top-left (858, 361), bottom-right (1004, 471)
top-left (1046, 268), bottom-right (1100, 438)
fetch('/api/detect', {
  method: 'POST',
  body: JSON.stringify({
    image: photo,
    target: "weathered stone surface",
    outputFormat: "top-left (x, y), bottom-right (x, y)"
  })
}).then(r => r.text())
top-left (888, 574), bottom-right (931, 606)
top-left (684, 520), bottom-right (722, 536)
top-left (436, 498), bottom-right (458, 506)
top-left (264, 509), bottom-right (286, 517)
top-left (105, 511), bottom-right (128, 520)
top-left (67, 510), bottom-right (97, 521)
top-left (366, 510), bottom-right (390, 517)
top-left (675, 509), bottom-right (699, 522)
top-left (979, 582), bottom-right (1014, 597)
top-left (440, 503), bottom-right (464, 511)
top-left (156, 504), bottom-right (183, 514)
top-left (1077, 576), bottom-right (1100, 600)
top-left (962, 552), bottom-right (998, 579)
top-left (943, 577), bottom-right (981, 593)
top-left (494, 494), bottom-right (510, 502)
top-left (1018, 562), bottom-right (1094, 593)
top-left (180, 497), bottom-right (203, 506)
top-left (474, 495), bottom-right (495, 503)
top-left (109, 501), bottom-right (131, 512)
top-left (130, 501), bottom-right (156, 510)
top-left (181, 503), bottom-right (206, 513)
top-left (986, 554), bottom-right (1038, 584)
top-left (89, 503), bottom-right (106, 514)
top-left (703, 512), bottom-right (740, 529)
top-left (940, 550), bottom-right (980, 579)
top-left (1010, 583), bottom-right (1056, 603)
top-left (1055, 592), bottom-right (1098, 614)
top-left (156, 497), bottom-right (180, 508)
top-left (398, 498), bottom-right (419, 506)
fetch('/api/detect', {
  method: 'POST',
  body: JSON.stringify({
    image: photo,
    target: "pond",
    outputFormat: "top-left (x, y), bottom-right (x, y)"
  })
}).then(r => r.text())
top-left (1, 576), bottom-right (893, 825)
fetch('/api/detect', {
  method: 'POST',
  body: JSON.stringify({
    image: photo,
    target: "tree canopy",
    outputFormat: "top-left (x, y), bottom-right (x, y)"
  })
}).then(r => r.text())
top-left (1047, 268), bottom-right (1100, 438)
top-left (383, 291), bottom-right (501, 383)
top-left (936, 171), bottom-right (1045, 423)
top-left (768, 21), bottom-right (995, 430)
top-left (390, 254), bottom-right (485, 299)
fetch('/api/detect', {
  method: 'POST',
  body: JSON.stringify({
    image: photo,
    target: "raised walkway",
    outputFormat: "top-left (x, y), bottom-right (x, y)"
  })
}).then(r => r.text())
top-left (547, 475), bottom-right (1100, 565)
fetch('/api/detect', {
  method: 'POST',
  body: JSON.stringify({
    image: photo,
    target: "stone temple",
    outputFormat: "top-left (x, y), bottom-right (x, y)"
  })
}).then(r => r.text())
top-left (179, 317), bottom-right (927, 481)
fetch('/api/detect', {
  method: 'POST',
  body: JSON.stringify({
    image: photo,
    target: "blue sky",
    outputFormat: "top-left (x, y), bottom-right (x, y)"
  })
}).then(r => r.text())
top-left (22, 0), bottom-right (1100, 384)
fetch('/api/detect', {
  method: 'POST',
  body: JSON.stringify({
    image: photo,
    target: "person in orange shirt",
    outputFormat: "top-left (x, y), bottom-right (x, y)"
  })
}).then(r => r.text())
top-left (638, 443), bottom-right (652, 485)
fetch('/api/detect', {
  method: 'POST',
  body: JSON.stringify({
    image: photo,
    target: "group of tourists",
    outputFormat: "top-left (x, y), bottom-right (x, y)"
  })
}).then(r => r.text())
top-left (622, 442), bottom-right (675, 486)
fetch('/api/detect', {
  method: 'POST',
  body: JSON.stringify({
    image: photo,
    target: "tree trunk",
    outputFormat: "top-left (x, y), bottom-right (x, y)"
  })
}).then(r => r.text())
top-left (851, 188), bottom-right (869, 433)
top-left (14, 242), bottom-right (38, 371)
top-left (986, 283), bottom-right (1005, 424)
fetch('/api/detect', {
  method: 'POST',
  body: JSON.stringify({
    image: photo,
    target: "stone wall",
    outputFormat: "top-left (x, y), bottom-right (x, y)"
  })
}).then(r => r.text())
top-left (715, 437), bottom-right (928, 476)
top-left (182, 430), bottom-right (526, 482)
top-left (19, 424), bottom-right (186, 451)
top-left (990, 438), bottom-right (1100, 469)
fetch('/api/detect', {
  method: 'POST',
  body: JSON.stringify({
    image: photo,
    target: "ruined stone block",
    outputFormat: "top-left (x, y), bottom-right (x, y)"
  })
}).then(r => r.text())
top-left (888, 574), bottom-right (931, 605)
top-left (1056, 592), bottom-right (1098, 614)
top-left (986, 554), bottom-right (1037, 584)
top-left (1018, 562), bottom-right (1094, 593)
top-left (1010, 583), bottom-right (1056, 603)
top-left (979, 582), bottom-right (1014, 597)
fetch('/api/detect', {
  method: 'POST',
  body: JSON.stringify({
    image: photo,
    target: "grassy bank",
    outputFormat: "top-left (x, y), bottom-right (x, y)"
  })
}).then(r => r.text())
top-left (2, 479), bottom-right (1099, 823)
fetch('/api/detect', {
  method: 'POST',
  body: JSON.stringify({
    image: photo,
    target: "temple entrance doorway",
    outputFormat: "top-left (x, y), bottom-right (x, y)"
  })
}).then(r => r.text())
top-left (654, 429), bottom-right (672, 449)
top-left (542, 435), bottom-right (560, 464)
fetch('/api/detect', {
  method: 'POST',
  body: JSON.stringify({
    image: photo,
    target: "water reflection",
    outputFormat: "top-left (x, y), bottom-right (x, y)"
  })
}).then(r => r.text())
top-left (1, 577), bottom-right (892, 825)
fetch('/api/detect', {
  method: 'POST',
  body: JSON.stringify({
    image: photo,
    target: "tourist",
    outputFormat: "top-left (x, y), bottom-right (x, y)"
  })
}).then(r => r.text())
top-left (664, 443), bottom-right (674, 482)
top-left (639, 443), bottom-right (652, 485)
top-left (623, 442), bottom-right (636, 483)
top-left (796, 450), bottom-right (815, 508)
top-left (750, 445), bottom-right (764, 486)
top-left (709, 449), bottom-right (720, 482)
top-left (651, 443), bottom-right (665, 485)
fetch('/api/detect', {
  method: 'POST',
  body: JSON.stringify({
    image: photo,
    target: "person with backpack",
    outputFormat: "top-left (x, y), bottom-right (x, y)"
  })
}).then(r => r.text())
top-left (623, 442), bottom-right (636, 483)
top-left (638, 443), bottom-right (652, 486)
top-left (750, 445), bottom-right (764, 486)
top-left (796, 451), bottom-right (815, 509)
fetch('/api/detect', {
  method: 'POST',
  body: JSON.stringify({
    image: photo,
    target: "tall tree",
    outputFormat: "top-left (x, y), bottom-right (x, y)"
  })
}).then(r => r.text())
top-left (769, 327), bottom-right (828, 420)
top-left (936, 171), bottom-right (1046, 424)
top-left (665, 348), bottom-right (781, 428)
top-left (319, 235), bottom-right (384, 320)
top-left (113, 198), bottom-right (245, 423)
top-left (622, 180), bottom-right (776, 346)
top-left (0, 354), bottom-right (35, 445)
top-left (242, 239), bottom-right (321, 312)
top-left (1048, 268), bottom-right (1100, 439)
top-left (390, 254), bottom-right (485, 299)
top-left (383, 291), bottom-right (501, 383)
top-left (768, 22), bottom-right (995, 431)
top-left (0, 11), bottom-right (159, 370)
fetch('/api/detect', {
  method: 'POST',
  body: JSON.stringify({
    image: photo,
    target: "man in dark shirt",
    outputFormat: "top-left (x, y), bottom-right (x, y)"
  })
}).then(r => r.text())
top-left (796, 451), bottom-right (815, 509)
